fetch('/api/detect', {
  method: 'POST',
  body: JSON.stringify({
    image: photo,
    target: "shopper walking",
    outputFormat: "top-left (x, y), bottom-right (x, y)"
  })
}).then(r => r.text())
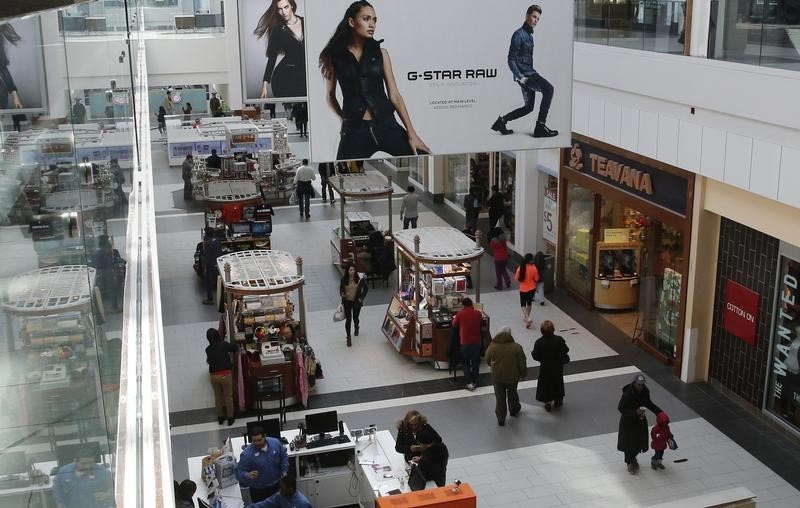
top-left (487, 185), bottom-right (505, 230)
top-left (236, 426), bottom-right (289, 502)
top-left (485, 326), bottom-right (527, 426)
top-left (531, 320), bottom-right (569, 412)
top-left (202, 227), bottom-right (222, 305)
top-left (340, 264), bottom-right (368, 347)
top-left (489, 228), bottom-right (511, 290)
top-left (205, 327), bottom-right (237, 426)
top-left (156, 106), bottom-right (167, 136)
top-left (452, 297), bottom-right (483, 391)
top-left (182, 101), bottom-right (192, 122)
top-left (293, 159), bottom-right (316, 219)
top-left (318, 162), bottom-right (336, 204)
top-left (246, 475), bottom-right (312, 508)
top-left (293, 102), bottom-right (308, 137)
top-left (395, 410), bottom-right (449, 490)
top-left (515, 253), bottom-right (539, 328)
top-left (91, 235), bottom-right (119, 313)
top-left (462, 188), bottom-right (481, 234)
top-left (400, 186), bottom-right (419, 229)
top-left (533, 251), bottom-right (547, 306)
top-left (181, 154), bottom-right (194, 201)
top-left (617, 373), bottom-right (663, 474)
top-left (650, 411), bottom-right (673, 470)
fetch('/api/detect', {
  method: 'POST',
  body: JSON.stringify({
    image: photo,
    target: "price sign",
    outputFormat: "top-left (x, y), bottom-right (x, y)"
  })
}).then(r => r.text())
top-left (543, 187), bottom-right (558, 246)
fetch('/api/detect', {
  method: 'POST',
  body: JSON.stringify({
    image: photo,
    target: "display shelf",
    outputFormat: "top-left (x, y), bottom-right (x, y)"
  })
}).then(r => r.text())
top-left (2, 265), bottom-right (96, 314)
top-left (197, 180), bottom-right (261, 203)
top-left (394, 227), bottom-right (483, 263)
top-left (217, 250), bottom-right (303, 293)
top-left (593, 241), bottom-right (641, 310)
top-left (329, 173), bottom-right (393, 197)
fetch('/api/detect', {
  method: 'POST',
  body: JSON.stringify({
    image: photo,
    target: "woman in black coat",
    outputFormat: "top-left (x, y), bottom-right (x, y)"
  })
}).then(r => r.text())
top-left (531, 320), bottom-right (569, 412)
top-left (617, 373), bottom-right (662, 474)
top-left (395, 410), bottom-right (449, 490)
top-left (339, 264), bottom-right (368, 347)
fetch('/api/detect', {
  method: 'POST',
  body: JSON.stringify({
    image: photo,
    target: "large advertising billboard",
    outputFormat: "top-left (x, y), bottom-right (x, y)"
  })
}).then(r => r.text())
top-left (238, 0), bottom-right (308, 103)
top-left (305, 0), bottom-right (573, 162)
top-left (0, 17), bottom-right (47, 113)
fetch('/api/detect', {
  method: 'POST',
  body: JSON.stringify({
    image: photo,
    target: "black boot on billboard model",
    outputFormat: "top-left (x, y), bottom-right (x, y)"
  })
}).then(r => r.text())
top-left (533, 121), bottom-right (558, 138)
top-left (491, 116), bottom-right (513, 135)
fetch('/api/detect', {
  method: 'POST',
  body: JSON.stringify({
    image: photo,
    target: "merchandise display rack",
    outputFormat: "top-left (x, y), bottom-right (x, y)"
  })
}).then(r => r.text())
top-left (384, 227), bottom-right (488, 368)
top-left (2, 265), bottom-right (96, 314)
top-left (218, 250), bottom-right (315, 409)
top-left (196, 180), bottom-right (262, 204)
top-left (329, 173), bottom-right (394, 275)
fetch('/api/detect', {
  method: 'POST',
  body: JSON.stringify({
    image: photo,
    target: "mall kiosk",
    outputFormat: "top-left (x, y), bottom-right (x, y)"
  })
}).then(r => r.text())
top-left (593, 241), bottom-right (642, 310)
top-left (383, 227), bottom-right (488, 369)
top-left (1, 265), bottom-right (105, 449)
top-left (329, 173), bottom-right (395, 278)
top-left (217, 250), bottom-right (318, 411)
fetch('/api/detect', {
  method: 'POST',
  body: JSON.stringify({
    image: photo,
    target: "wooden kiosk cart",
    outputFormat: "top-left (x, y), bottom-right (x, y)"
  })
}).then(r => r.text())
top-left (2, 265), bottom-right (107, 448)
top-left (329, 173), bottom-right (394, 277)
top-left (217, 250), bottom-right (317, 412)
top-left (384, 227), bottom-right (488, 369)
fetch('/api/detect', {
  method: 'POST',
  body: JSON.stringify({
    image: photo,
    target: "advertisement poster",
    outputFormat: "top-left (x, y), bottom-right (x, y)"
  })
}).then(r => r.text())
top-left (238, 0), bottom-right (308, 102)
top-left (305, 0), bottom-right (573, 162)
top-left (0, 16), bottom-right (47, 113)
top-left (542, 187), bottom-right (558, 245)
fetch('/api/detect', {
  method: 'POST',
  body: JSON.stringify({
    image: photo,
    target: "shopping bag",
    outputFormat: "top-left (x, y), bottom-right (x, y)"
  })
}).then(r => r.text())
top-left (333, 304), bottom-right (345, 322)
top-left (667, 437), bottom-right (678, 450)
top-left (289, 190), bottom-right (297, 205)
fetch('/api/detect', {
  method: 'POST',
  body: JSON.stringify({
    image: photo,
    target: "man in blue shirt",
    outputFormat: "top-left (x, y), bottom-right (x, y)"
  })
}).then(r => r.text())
top-left (53, 451), bottom-right (114, 508)
top-left (491, 4), bottom-right (558, 139)
top-left (246, 475), bottom-right (312, 508)
top-left (236, 426), bottom-right (289, 501)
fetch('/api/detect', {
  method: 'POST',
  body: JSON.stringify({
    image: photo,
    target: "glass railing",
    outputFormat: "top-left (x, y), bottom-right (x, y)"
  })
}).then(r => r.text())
top-left (59, 0), bottom-right (224, 35)
top-left (575, 0), bottom-right (688, 55)
top-left (709, 0), bottom-right (800, 70)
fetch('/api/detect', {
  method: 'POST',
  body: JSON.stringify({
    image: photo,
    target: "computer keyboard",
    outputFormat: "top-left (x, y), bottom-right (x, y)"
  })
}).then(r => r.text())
top-left (306, 434), bottom-right (351, 449)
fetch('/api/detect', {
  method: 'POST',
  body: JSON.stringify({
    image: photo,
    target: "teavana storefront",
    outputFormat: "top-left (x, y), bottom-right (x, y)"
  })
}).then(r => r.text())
top-left (559, 134), bottom-right (694, 374)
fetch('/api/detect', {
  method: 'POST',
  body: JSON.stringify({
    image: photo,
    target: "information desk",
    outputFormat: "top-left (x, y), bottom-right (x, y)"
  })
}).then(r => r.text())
top-left (189, 427), bottom-right (414, 508)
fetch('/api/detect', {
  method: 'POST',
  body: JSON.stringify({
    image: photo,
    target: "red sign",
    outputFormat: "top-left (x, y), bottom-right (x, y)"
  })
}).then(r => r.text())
top-left (722, 280), bottom-right (759, 345)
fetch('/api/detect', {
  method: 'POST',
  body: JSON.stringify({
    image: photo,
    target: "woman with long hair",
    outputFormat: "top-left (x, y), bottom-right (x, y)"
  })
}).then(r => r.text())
top-left (394, 410), bottom-right (448, 490)
top-left (319, 1), bottom-right (430, 159)
top-left (255, 0), bottom-right (306, 99)
top-left (0, 23), bottom-right (23, 110)
top-left (515, 253), bottom-right (539, 328)
top-left (339, 263), bottom-right (368, 347)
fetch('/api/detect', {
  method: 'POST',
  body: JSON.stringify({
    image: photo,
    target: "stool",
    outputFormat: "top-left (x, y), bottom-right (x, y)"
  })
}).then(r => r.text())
top-left (254, 373), bottom-right (285, 424)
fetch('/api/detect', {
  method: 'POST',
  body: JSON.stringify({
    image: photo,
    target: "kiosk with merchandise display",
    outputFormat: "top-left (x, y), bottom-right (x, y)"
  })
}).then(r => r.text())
top-left (217, 250), bottom-right (319, 412)
top-left (329, 173), bottom-right (395, 282)
top-left (384, 227), bottom-right (489, 369)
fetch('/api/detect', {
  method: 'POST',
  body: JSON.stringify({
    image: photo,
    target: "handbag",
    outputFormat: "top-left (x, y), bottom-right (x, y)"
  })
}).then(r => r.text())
top-left (667, 437), bottom-right (678, 450)
top-left (288, 190), bottom-right (297, 205)
top-left (333, 304), bottom-right (345, 322)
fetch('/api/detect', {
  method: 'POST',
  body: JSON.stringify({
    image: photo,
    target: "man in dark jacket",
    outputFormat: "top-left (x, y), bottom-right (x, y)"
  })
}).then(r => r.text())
top-left (487, 185), bottom-right (505, 230)
top-left (532, 320), bottom-right (569, 412)
top-left (617, 374), bottom-right (662, 474)
top-left (318, 162), bottom-right (336, 204)
top-left (205, 149), bottom-right (221, 170)
top-left (485, 326), bottom-right (527, 426)
top-left (202, 228), bottom-right (222, 305)
top-left (181, 154), bottom-right (194, 201)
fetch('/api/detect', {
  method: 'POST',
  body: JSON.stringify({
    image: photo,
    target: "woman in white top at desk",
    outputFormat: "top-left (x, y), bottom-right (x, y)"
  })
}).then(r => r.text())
top-left (340, 264), bottom-right (368, 347)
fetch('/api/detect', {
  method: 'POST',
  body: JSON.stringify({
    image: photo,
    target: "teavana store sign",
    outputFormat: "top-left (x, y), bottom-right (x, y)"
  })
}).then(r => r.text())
top-left (772, 272), bottom-right (798, 399)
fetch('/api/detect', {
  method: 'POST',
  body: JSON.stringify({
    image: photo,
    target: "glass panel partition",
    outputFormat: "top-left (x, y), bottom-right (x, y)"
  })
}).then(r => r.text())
top-left (709, 0), bottom-right (800, 70)
top-left (59, 0), bottom-right (225, 34)
top-left (0, 0), bottom-right (139, 505)
top-left (575, 0), bottom-right (688, 55)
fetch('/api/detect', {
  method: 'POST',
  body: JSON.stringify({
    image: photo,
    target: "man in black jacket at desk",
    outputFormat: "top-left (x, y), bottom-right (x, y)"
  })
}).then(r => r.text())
top-left (205, 149), bottom-right (221, 171)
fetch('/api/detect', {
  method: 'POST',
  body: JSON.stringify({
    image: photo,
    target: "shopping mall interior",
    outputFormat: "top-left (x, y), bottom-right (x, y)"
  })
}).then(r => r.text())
top-left (1, 1), bottom-right (800, 507)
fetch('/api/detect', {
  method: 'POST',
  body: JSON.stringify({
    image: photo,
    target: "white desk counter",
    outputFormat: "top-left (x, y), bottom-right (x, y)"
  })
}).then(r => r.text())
top-left (355, 430), bottom-right (411, 506)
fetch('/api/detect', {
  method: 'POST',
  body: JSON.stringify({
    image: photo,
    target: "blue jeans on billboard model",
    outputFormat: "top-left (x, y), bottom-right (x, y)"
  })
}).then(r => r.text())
top-left (460, 342), bottom-right (482, 385)
top-left (337, 117), bottom-right (414, 160)
top-left (503, 73), bottom-right (554, 125)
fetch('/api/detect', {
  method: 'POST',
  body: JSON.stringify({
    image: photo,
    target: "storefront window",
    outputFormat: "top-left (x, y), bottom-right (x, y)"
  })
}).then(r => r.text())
top-left (444, 153), bottom-right (490, 209)
top-left (564, 182), bottom-right (595, 301)
top-left (393, 157), bottom-right (426, 187)
top-left (709, 0), bottom-right (800, 70)
top-left (575, 0), bottom-right (687, 55)
top-left (598, 198), bottom-right (684, 356)
top-left (767, 256), bottom-right (800, 432)
top-left (496, 152), bottom-right (516, 243)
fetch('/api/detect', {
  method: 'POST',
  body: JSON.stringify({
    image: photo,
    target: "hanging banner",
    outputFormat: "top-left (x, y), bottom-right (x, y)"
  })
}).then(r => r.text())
top-left (0, 16), bottom-right (48, 113)
top-left (238, 0), bottom-right (308, 102)
top-left (305, 0), bottom-right (573, 162)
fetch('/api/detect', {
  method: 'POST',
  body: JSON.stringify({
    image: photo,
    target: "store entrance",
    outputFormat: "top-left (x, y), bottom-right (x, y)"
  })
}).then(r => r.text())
top-left (596, 197), bottom-right (685, 359)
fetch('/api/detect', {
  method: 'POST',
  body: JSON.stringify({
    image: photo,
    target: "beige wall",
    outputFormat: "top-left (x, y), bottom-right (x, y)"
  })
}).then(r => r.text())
top-left (682, 178), bottom-right (800, 382)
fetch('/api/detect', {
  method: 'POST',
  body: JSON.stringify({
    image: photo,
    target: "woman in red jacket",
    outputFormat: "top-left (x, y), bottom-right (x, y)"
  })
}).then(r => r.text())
top-left (489, 228), bottom-right (511, 290)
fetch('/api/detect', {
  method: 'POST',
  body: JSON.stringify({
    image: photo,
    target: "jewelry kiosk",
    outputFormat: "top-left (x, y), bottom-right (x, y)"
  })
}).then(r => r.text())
top-left (383, 227), bottom-right (488, 369)
top-left (329, 173), bottom-right (394, 276)
top-left (218, 250), bottom-right (318, 410)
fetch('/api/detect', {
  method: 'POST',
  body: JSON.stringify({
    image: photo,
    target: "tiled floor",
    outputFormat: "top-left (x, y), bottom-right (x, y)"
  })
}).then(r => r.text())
top-left (161, 139), bottom-right (800, 506)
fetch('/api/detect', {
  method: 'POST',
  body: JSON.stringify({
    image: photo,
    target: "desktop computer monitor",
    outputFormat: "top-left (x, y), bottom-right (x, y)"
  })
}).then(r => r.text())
top-left (305, 410), bottom-right (338, 437)
top-left (250, 221), bottom-right (271, 237)
top-left (231, 221), bottom-right (250, 236)
top-left (247, 418), bottom-right (281, 440)
top-left (56, 442), bottom-right (101, 467)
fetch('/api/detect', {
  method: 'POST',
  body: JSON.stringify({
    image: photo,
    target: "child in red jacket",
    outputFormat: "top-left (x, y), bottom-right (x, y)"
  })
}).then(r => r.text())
top-left (650, 411), bottom-right (673, 470)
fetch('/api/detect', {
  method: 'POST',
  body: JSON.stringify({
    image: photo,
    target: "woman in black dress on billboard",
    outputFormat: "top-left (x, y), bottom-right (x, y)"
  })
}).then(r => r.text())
top-left (255, 0), bottom-right (307, 99)
top-left (0, 23), bottom-right (24, 110)
top-left (319, 1), bottom-right (430, 159)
